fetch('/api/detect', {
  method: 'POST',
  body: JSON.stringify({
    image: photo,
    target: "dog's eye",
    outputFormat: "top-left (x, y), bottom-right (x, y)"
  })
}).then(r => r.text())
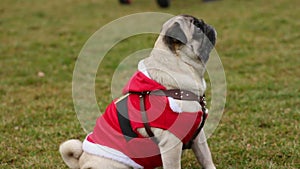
top-left (193, 19), bottom-right (204, 32)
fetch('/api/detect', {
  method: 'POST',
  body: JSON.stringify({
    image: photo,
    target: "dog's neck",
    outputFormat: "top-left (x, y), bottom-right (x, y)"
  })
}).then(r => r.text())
top-left (141, 36), bottom-right (206, 96)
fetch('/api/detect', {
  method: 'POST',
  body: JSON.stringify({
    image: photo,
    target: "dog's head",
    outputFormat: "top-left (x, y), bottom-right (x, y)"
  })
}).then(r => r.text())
top-left (159, 15), bottom-right (216, 64)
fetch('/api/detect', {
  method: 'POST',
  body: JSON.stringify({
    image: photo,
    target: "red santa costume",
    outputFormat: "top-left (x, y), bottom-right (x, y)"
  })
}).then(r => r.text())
top-left (82, 70), bottom-right (205, 169)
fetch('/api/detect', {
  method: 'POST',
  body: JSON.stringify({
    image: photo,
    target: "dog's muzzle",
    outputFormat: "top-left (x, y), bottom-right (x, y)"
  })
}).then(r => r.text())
top-left (204, 25), bottom-right (216, 46)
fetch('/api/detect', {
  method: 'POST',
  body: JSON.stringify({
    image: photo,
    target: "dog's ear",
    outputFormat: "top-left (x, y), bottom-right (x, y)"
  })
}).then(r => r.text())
top-left (163, 22), bottom-right (187, 52)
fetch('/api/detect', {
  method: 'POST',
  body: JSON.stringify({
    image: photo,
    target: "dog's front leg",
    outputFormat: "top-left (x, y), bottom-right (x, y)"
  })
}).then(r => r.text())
top-left (152, 129), bottom-right (183, 169)
top-left (191, 130), bottom-right (216, 169)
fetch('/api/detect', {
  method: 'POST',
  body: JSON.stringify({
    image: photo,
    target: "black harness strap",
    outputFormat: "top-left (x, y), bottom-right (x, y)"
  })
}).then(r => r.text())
top-left (182, 94), bottom-right (207, 149)
top-left (139, 94), bottom-right (159, 144)
top-left (116, 95), bottom-right (138, 141)
top-left (150, 89), bottom-right (202, 101)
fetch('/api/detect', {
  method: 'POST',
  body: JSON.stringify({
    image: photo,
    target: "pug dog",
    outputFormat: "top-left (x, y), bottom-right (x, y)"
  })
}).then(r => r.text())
top-left (60, 15), bottom-right (217, 169)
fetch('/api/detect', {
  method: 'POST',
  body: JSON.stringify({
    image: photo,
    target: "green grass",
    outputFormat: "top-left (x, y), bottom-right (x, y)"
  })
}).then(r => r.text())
top-left (1, 0), bottom-right (299, 168)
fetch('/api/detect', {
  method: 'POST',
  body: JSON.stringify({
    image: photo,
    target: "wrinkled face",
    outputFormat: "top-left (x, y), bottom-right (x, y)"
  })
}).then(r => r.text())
top-left (162, 15), bottom-right (217, 63)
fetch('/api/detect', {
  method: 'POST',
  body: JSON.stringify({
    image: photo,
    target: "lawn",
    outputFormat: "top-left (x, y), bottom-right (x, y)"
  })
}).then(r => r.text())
top-left (0, 0), bottom-right (299, 168)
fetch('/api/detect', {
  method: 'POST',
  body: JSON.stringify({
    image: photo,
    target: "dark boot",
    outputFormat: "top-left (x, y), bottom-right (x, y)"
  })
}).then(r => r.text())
top-left (119, 0), bottom-right (131, 4)
top-left (156, 0), bottom-right (170, 8)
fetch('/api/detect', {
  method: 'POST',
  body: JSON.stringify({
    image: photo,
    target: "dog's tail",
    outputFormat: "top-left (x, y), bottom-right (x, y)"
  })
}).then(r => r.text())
top-left (59, 139), bottom-right (83, 169)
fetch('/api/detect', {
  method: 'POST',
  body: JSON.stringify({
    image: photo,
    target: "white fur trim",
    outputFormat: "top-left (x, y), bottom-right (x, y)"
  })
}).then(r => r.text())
top-left (83, 135), bottom-right (143, 169)
top-left (168, 97), bottom-right (183, 113)
top-left (169, 99), bottom-right (202, 113)
top-left (138, 60), bottom-right (150, 78)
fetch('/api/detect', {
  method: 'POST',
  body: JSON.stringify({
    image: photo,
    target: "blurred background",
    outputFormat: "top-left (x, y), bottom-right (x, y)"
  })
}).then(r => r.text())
top-left (0, 0), bottom-right (299, 168)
